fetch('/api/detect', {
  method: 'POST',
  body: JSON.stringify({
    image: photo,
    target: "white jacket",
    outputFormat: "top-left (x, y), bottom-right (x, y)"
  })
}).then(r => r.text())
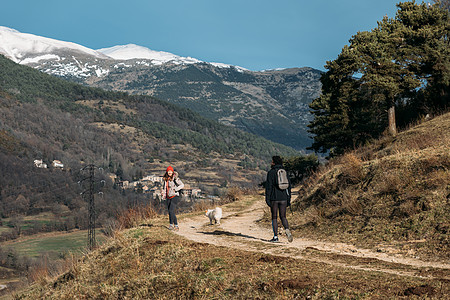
top-left (161, 174), bottom-right (184, 200)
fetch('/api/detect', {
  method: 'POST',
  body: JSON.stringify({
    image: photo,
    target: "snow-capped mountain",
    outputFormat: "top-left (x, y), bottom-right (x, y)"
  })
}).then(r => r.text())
top-left (0, 26), bottom-right (108, 64)
top-left (97, 44), bottom-right (201, 65)
top-left (0, 26), bottom-right (321, 150)
top-left (0, 26), bottom-right (245, 74)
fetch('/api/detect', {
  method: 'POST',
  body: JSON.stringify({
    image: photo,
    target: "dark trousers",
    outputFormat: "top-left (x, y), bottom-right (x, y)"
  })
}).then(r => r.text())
top-left (167, 196), bottom-right (179, 225)
top-left (270, 200), bottom-right (289, 236)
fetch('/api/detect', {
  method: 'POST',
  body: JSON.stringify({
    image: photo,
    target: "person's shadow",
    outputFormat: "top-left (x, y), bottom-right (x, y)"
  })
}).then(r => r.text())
top-left (198, 230), bottom-right (270, 242)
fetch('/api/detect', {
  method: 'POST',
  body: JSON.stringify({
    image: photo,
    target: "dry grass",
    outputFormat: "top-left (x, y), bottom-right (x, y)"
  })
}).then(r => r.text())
top-left (26, 265), bottom-right (49, 287)
top-left (7, 114), bottom-right (450, 299)
top-left (191, 201), bottom-right (213, 212)
top-left (337, 153), bottom-right (365, 184)
top-left (221, 186), bottom-right (247, 204)
top-left (12, 223), bottom-right (447, 299)
top-left (357, 112), bottom-right (450, 160)
top-left (291, 112), bottom-right (450, 259)
top-left (116, 205), bottom-right (158, 231)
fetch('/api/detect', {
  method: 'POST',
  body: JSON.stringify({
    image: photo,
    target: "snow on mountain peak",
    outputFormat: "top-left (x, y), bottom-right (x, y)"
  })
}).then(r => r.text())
top-left (97, 44), bottom-right (247, 70)
top-left (0, 26), bottom-right (20, 33)
top-left (97, 44), bottom-right (202, 65)
top-left (0, 26), bottom-right (107, 63)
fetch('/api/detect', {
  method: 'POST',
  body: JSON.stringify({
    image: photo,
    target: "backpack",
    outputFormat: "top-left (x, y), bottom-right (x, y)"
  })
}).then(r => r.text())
top-left (276, 168), bottom-right (289, 190)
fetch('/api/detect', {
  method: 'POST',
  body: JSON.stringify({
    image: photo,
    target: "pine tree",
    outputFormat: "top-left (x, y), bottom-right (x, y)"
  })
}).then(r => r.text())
top-left (283, 154), bottom-right (319, 183)
top-left (395, 1), bottom-right (450, 114)
top-left (433, 0), bottom-right (450, 12)
top-left (309, 1), bottom-right (449, 156)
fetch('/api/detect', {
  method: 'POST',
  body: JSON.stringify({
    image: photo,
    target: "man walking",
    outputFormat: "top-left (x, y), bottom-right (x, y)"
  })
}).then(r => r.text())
top-left (265, 156), bottom-right (293, 243)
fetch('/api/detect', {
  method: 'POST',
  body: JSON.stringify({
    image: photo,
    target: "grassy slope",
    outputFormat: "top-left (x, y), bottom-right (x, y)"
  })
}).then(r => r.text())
top-left (291, 112), bottom-right (450, 260)
top-left (11, 165), bottom-right (450, 299)
top-left (12, 214), bottom-right (446, 299)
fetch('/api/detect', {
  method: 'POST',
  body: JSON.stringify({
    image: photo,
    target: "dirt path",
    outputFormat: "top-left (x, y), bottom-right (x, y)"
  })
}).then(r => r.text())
top-left (175, 198), bottom-right (450, 280)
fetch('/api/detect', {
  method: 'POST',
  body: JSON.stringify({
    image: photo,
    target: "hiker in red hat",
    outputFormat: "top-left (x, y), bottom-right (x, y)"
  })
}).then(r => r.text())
top-left (161, 166), bottom-right (184, 231)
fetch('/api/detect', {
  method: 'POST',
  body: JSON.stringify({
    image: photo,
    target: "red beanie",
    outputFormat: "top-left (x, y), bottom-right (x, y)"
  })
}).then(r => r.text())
top-left (166, 166), bottom-right (174, 172)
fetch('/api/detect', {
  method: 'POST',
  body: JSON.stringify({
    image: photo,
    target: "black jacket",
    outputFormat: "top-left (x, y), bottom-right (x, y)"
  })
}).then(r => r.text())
top-left (265, 164), bottom-right (291, 206)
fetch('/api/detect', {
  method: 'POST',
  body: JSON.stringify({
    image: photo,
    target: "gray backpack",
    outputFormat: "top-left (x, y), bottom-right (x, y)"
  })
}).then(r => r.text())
top-left (276, 168), bottom-right (289, 190)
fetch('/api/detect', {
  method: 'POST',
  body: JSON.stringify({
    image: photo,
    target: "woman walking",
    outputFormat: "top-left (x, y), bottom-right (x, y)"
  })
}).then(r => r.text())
top-left (265, 156), bottom-right (293, 243)
top-left (161, 166), bottom-right (184, 231)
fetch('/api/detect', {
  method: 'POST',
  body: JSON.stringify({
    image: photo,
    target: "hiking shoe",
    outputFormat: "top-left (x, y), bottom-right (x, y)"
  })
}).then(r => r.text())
top-left (269, 236), bottom-right (279, 243)
top-left (285, 229), bottom-right (293, 243)
top-left (174, 225), bottom-right (179, 231)
top-left (168, 224), bottom-right (174, 230)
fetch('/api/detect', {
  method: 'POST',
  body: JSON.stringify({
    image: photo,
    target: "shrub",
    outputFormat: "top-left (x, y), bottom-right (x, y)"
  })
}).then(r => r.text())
top-left (338, 153), bottom-right (365, 184)
top-left (116, 205), bottom-right (157, 230)
top-left (222, 186), bottom-right (244, 203)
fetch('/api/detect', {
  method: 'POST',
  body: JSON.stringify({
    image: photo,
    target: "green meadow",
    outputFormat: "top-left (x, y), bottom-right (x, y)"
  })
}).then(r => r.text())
top-left (3, 229), bottom-right (106, 260)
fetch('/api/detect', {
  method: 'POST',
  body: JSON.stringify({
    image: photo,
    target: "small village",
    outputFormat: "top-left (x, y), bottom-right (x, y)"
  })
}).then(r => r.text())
top-left (109, 173), bottom-right (203, 201)
top-left (33, 159), bottom-right (204, 201)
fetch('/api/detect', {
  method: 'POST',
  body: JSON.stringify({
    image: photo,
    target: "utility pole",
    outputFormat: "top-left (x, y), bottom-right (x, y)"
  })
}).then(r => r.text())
top-left (79, 164), bottom-right (103, 251)
top-left (87, 164), bottom-right (96, 251)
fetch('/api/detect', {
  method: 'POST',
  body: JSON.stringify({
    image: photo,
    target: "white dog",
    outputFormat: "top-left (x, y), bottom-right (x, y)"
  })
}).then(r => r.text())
top-left (205, 207), bottom-right (222, 225)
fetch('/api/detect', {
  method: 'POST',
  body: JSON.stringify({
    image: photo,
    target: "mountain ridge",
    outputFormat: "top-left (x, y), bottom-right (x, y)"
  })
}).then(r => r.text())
top-left (0, 26), bottom-right (322, 150)
top-left (0, 26), bottom-right (108, 62)
top-left (0, 26), bottom-right (243, 69)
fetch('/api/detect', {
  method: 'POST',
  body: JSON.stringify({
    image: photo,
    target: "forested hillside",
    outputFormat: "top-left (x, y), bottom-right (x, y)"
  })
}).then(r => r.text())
top-left (87, 63), bottom-right (321, 149)
top-left (0, 54), bottom-right (298, 159)
top-left (1, 25), bottom-right (322, 150)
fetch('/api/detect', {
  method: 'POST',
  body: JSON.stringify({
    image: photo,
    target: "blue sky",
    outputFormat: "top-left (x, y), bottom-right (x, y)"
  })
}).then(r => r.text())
top-left (1, 0), bottom-right (403, 71)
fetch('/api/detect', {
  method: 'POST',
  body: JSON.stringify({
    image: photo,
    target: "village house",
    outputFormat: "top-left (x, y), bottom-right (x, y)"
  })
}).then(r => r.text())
top-left (151, 188), bottom-right (160, 200)
top-left (33, 159), bottom-right (47, 168)
top-left (141, 175), bottom-right (154, 182)
top-left (178, 184), bottom-right (200, 197)
top-left (191, 188), bottom-right (202, 197)
top-left (129, 181), bottom-right (140, 188)
top-left (52, 160), bottom-right (64, 169)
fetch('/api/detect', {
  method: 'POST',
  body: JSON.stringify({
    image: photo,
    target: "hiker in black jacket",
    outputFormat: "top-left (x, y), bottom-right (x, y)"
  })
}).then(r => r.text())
top-left (265, 156), bottom-right (293, 243)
